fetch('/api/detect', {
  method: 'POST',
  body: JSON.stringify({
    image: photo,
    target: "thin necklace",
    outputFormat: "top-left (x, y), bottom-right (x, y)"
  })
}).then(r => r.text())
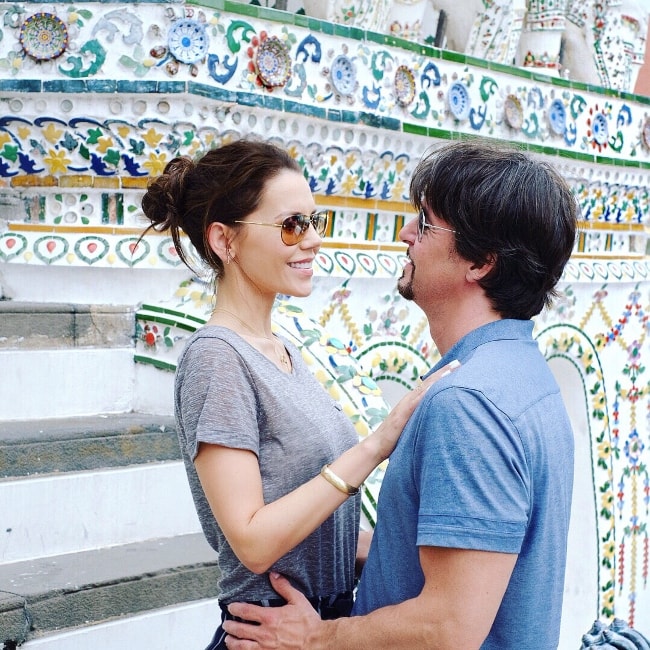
top-left (212, 308), bottom-right (290, 369)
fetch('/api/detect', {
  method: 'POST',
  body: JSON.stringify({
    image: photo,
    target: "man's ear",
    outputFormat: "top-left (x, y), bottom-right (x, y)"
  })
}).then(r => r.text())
top-left (207, 222), bottom-right (233, 262)
top-left (466, 254), bottom-right (496, 283)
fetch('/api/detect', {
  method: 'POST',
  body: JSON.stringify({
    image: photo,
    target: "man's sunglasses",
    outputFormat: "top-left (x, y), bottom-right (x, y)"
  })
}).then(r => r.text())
top-left (234, 211), bottom-right (330, 246)
top-left (417, 209), bottom-right (457, 242)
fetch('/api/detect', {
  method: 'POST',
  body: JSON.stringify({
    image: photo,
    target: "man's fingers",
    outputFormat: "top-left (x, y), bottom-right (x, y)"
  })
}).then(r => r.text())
top-left (224, 634), bottom-right (257, 649)
top-left (268, 572), bottom-right (302, 603)
top-left (227, 602), bottom-right (266, 622)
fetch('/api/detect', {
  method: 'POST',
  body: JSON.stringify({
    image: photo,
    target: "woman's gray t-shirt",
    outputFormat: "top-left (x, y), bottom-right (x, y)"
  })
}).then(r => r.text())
top-left (175, 326), bottom-right (361, 604)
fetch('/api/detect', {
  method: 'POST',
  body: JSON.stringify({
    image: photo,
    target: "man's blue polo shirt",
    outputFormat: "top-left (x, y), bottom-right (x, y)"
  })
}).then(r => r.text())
top-left (353, 319), bottom-right (574, 650)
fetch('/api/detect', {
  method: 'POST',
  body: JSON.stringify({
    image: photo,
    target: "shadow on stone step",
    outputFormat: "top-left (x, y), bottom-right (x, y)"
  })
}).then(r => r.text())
top-left (0, 414), bottom-right (178, 478)
top-left (0, 534), bottom-right (219, 645)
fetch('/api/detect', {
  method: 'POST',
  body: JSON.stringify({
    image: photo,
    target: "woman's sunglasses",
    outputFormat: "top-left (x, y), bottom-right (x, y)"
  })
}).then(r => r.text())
top-left (235, 211), bottom-right (330, 246)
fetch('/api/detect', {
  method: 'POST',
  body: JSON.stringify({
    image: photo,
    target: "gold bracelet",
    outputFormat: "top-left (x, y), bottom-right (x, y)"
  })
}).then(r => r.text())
top-left (320, 464), bottom-right (360, 496)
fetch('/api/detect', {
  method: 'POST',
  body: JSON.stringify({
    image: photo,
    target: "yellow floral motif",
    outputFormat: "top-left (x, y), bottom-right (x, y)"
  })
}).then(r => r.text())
top-left (591, 204), bottom-right (604, 219)
top-left (354, 419), bottom-right (369, 437)
top-left (300, 348), bottom-right (315, 366)
top-left (622, 204), bottom-right (635, 222)
top-left (328, 384), bottom-right (341, 400)
top-left (602, 588), bottom-right (615, 610)
top-left (142, 128), bottom-right (164, 147)
top-left (144, 153), bottom-right (168, 176)
top-left (17, 126), bottom-right (31, 140)
top-left (393, 179), bottom-right (406, 199)
top-left (345, 153), bottom-right (357, 169)
top-left (592, 390), bottom-right (606, 409)
top-left (42, 123), bottom-right (63, 144)
top-left (598, 440), bottom-right (612, 459)
top-left (117, 126), bottom-right (130, 138)
top-left (0, 133), bottom-right (11, 147)
top-left (342, 403), bottom-right (356, 419)
top-left (601, 489), bottom-right (614, 509)
top-left (352, 375), bottom-right (381, 396)
top-left (96, 136), bottom-right (114, 153)
top-left (341, 175), bottom-right (357, 194)
top-left (44, 149), bottom-right (71, 174)
top-left (603, 540), bottom-right (616, 559)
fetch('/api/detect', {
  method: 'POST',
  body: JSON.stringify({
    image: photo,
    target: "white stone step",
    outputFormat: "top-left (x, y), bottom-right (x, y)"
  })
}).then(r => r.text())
top-left (20, 599), bottom-right (220, 650)
top-left (1, 462), bottom-right (201, 565)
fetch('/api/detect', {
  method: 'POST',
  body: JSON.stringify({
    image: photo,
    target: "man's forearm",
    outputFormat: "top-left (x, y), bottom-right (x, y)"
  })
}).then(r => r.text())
top-left (312, 599), bottom-right (463, 650)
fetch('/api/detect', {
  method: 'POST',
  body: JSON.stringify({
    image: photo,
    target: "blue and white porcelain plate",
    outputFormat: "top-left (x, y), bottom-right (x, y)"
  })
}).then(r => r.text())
top-left (592, 113), bottom-right (608, 145)
top-left (548, 99), bottom-right (566, 135)
top-left (330, 55), bottom-right (356, 96)
top-left (448, 82), bottom-right (470, 121)
top-left (167, 19), bottom-right (209, 64)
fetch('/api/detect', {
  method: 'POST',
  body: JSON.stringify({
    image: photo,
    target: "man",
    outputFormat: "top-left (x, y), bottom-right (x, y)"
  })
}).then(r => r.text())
top-left (223, 140), bottom-right (578, 649)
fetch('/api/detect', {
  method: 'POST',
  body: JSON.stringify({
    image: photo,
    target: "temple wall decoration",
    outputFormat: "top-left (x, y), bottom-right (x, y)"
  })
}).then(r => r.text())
top-left (0, 0), bottom-right (648, 638)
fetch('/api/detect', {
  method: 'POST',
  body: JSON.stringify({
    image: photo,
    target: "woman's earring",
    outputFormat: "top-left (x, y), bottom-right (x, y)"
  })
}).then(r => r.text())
top-left (226, 244), bottom-right (232, 265)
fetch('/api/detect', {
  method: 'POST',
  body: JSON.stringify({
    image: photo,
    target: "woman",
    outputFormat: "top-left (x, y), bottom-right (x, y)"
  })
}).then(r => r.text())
top-left (141, 139), bottom-right (456, 649)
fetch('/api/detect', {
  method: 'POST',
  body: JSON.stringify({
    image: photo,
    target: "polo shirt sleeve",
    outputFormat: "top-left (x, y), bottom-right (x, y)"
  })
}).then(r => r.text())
top-left (412, 386), bottom-right (530, 554)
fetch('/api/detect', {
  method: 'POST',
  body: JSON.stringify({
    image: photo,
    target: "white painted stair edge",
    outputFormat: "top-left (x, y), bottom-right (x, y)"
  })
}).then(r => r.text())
top-left (21, 598), bottom-right (220, 650)
top-left (0, 461), bottom-right (200, 565)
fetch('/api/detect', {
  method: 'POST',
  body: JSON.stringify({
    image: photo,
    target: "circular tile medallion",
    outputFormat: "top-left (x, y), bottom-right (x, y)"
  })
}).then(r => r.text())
top-left (255, 36), bottom-right (292, 88)
top-left (330, 55), bottom-right (357, 96)
top-left (503, 94), bottom-right (523, 130)
top-left (448, 82), bottom-right (471, 121)
top-left (394, 65), bottom-right (416, 107)
top-left (548, 99), bottom-right (566, 135)
top-left (592, 113), bottom-right (608, 145)
top-left (20, 12), bottom-right (69, 61)
top-left (167, 19), bottom-right (209, 65)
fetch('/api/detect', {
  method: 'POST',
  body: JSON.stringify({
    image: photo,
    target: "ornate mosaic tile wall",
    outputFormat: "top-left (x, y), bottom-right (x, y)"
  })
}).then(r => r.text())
top-left (0, 0), bottom-right (648, 630)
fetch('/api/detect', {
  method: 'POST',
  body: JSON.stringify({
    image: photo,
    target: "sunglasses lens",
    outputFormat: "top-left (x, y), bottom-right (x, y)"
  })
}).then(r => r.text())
top-left (314, 212), bottom-right (328, 236)
top-left (280, 214), bottom-right (306, 245)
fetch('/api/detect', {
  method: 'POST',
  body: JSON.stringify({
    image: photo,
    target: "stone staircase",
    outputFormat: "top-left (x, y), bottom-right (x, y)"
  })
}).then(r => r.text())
top-left (0, 303), bottom-right (221, 648)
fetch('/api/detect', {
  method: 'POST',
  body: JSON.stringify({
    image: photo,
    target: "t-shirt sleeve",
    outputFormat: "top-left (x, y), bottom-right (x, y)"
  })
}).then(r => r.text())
top-left (413, 386), bottom-right (530, 554)
top-left (177, 335), bottom-right (260, 461)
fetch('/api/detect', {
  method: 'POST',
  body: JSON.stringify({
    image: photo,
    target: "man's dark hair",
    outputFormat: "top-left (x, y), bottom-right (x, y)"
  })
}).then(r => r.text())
top-left (410, 139), bottom-right (578, 319)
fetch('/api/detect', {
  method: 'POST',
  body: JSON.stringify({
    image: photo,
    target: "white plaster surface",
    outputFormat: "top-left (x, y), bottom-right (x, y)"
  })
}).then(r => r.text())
top-left (21, 598), bottom-right (220, 650)
top-left (0, 348), bottom-right (135, 421)
top-left (0, 462), bottom-right (201, 564)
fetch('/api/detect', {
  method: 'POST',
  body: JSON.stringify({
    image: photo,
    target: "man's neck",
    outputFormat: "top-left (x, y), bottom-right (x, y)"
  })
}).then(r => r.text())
top-left (428, 299), bottom-right (501, 357)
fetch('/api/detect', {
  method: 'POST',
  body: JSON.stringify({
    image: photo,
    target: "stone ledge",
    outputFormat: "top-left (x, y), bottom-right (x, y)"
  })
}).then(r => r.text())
top-left (0, 533), bottom-right (219, 645)
top-left (0, 414), bottom-right (178, 478)
top-left (0, 302), bottom-right (135, 350)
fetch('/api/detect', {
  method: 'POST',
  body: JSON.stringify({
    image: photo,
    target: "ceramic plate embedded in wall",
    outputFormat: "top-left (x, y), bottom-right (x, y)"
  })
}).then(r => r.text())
top-left (330, 55), bottom-right (356, 96)
top-left (255, 36), bottom-right (292, 88)
top-left (447, 82), bottom-right (470, 121)
top-left (394, 65), bottom-right (416, 107)
top-left (592, 113), bottom-right (608, 145)
top-left (548, 99), bottom-right (566, 135)
top-left (167, 19), bottom-right (209, 64)
top-left (20, 12), bottom-right (69, 61)
top-left (503, 94), bottom-right (523, 130)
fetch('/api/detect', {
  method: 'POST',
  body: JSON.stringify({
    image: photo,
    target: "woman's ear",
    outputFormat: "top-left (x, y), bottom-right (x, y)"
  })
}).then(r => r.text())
top-left (207, 222), bottom-right (233, 263)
